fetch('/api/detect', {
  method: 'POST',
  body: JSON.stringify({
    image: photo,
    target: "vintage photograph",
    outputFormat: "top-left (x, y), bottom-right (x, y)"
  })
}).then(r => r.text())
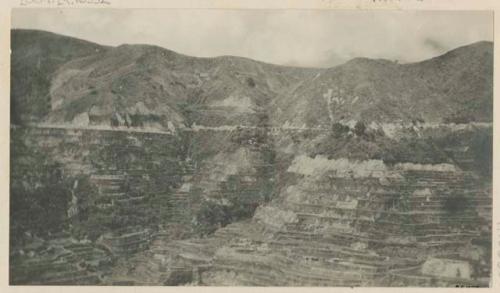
top-left (9, 8), bottom-right (493, 286)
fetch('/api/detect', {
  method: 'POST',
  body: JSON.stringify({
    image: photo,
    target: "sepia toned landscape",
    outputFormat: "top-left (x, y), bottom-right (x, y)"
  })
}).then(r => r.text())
top-left (9, 10), bottom-right (493, 287)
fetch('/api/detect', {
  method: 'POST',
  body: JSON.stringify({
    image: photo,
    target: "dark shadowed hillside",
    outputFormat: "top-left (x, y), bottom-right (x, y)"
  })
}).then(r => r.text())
top-left (10, 29), bottom-right (110, 124)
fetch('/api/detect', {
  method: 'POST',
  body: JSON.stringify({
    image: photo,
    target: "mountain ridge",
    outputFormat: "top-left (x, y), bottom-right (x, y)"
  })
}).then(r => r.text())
top-left (11, 29), bottom-right (493, 129)
top-left (12, 28), bottom-right (492, 67)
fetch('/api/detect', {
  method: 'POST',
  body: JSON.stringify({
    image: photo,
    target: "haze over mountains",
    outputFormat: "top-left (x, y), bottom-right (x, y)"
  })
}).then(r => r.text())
top-left (11, 29), bottom-right (493, 130)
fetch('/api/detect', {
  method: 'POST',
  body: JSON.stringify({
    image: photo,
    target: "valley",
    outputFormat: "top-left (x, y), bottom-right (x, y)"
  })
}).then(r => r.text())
top-left (9, 29), bottom-right (493, 286)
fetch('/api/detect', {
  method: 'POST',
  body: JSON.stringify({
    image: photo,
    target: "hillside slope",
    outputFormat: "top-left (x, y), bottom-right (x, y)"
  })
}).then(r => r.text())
top-left (9, 30), bottom-right (493, 286)
top-left (10, 29), bottom-right (110, 124)
top-left (273, 41), bottom-right (493, 127)
top-left (11, 29), bottom-right (493, 130)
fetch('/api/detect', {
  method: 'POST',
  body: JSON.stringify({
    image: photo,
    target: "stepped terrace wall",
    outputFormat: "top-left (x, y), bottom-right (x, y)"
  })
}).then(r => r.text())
top-left (10, 125), bottom-right (189, 283)
top-left (10, 125), bottom-right (278, 284)
top-left (119, 154), bottom-right (491, 286)
top-left (10, 124), bottom-right (492, 286)
top-left (202, 157), bottom-right (491, 286)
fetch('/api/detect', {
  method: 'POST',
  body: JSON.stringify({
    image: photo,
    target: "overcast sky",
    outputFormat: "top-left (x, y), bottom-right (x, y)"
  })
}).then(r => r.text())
top-left (12, 9), bottom-right (493, 68)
